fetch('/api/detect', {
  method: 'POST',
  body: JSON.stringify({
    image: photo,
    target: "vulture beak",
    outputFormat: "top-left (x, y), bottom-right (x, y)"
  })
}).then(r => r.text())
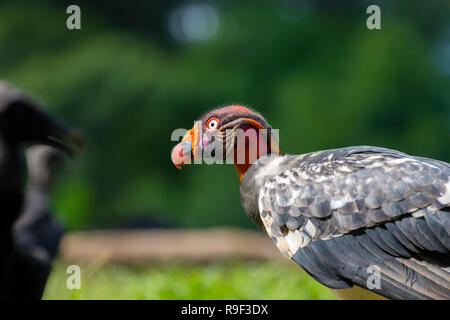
top-left (38, 118), bottom-right (84, 157)
top-left (171, 122), bottom-right (201, 169)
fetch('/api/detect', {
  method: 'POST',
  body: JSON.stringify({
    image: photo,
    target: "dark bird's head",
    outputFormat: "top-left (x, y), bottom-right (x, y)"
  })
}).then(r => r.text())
top-left (0, 82), bottom-right (83, 156)
top-left (171, 105), bottom-right (281, 180)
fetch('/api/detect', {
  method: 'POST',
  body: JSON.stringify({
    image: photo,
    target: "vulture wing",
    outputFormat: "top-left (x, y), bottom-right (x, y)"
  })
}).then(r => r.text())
top-left (258, 146), bottom-right (450, 299)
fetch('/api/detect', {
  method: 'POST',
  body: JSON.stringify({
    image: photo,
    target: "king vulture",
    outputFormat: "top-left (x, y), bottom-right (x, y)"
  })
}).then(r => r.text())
top-left (171, 105), bottom-right (450, 300)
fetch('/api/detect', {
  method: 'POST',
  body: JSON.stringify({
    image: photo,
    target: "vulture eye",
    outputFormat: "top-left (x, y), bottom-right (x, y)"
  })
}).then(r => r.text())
top-left (206, 118), bottom-right (219, 130)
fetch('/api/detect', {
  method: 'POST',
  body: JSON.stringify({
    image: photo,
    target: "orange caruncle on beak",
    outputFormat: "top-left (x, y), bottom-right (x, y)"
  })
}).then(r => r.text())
top-left (171, 122), bottom-right (201, 169)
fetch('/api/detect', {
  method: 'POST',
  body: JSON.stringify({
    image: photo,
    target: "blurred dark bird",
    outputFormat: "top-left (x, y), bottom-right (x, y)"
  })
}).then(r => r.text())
top-left (0, 81), bottom-right (82, 299)
top-left (13, 146), bottom-right (66, 299)
top-left (172, 105), bottom-right (450, 300)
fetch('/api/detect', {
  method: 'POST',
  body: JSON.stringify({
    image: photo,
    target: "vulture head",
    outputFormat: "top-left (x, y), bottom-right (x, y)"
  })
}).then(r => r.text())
top-left (0, 82), bottom-right (83, 156)
top-left (171, 105), bottom-right (281, 180)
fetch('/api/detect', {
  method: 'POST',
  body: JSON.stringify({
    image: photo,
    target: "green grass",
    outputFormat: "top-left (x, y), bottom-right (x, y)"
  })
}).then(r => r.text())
top-left (43, 260), bottom-right (336, 300)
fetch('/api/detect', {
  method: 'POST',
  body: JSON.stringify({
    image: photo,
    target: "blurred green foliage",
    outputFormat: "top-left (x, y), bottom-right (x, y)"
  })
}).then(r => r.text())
top-left (0, 0), bottom-right (449, 229)
top-left (43, 260), bottom-right (335, 299)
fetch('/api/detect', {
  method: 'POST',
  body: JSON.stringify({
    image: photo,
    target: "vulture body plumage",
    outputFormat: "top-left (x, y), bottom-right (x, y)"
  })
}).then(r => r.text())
top-left (241, 146), bottom-right (450, 300)
top-left (171, 105), bottom-right (450, 300)
top-left (13, 146), bottom-right (66, 299)
top-left (0, 81), bottom-right (82, 299)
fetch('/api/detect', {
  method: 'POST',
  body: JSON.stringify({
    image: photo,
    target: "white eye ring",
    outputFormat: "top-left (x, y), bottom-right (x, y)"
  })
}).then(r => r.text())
top-left (207, 119), bottom-right (219, 130)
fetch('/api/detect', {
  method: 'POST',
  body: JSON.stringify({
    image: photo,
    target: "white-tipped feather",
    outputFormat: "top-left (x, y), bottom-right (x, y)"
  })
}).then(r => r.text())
top-left (437, 179), bottom-right (450, 205)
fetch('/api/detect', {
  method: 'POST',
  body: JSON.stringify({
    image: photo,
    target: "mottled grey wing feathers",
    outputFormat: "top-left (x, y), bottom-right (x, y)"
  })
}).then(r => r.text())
top-left (260, 147), bottom-right (450, 241)
top-left (292, 215), bottom-right (450, 299)
top-left (257, 146), bottom-right (450, 299)
top-left (424, 210), bottom-right (450, 249)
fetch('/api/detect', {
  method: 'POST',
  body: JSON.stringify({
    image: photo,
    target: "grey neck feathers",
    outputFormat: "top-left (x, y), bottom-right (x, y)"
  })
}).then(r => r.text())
top-left (239, 154), bottom-right (294, 228)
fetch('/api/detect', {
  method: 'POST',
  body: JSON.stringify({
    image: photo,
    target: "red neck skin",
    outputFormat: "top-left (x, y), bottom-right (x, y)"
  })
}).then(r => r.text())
top-left (233, 126), bottom-right (271, 181)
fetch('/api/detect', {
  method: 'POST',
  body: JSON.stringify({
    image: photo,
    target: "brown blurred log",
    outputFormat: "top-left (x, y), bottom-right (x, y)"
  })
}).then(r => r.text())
top-left (58, 227), bottom-right (285, 264)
